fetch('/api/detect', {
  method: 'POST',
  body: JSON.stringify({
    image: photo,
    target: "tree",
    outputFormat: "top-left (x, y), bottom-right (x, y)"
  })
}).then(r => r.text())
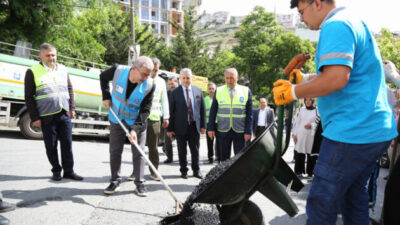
top-left (233, 6), bottom-right (315, 99)
top-left (208, 44), bottom-right (240, 85)
top-left (168, 6), bottom-right (210, 75)
top-left (0, 0), bottom-right (75, 47)
top-left (233, 6), bottom-right (281, 94)
top-left (377, 28), bottom-right (400, 68)
top-left (64, 2), bottom-right (161, 65)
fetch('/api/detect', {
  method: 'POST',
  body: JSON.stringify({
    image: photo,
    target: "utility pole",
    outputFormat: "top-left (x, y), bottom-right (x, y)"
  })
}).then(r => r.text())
top-left (129, 0), bottom-right (137, 65)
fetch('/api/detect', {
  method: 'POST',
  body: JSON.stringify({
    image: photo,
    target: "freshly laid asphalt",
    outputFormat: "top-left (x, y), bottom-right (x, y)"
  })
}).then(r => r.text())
top-left (0, 129), bottom-right (387, 225)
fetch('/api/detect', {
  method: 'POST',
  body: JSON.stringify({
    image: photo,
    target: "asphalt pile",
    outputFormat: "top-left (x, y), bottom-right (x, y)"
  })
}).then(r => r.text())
top-left (161, 151), bottom-right (245, 225)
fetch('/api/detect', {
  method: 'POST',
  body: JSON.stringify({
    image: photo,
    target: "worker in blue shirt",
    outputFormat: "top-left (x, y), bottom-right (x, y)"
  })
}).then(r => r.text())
top-left (273, 0), bottom-right (398, 224)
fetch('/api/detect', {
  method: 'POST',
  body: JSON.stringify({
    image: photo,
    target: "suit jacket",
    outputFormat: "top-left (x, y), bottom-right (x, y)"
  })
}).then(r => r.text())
top-left (253, 107), bottom-right (275, 131)
top-left (168, 85), bottom-right (206, 136)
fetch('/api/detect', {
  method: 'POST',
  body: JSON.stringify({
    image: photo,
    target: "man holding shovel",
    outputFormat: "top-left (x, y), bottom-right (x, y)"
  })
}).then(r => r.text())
top-left (273, 0), bottom-right (397, 224)
top-left (100, 56), bottom-right (155, 197)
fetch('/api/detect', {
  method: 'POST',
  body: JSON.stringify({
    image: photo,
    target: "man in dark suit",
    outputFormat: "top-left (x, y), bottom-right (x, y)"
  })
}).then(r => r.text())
top-left (163, 75), bottom-right (179, 163)
top-left (253, 98), bottom-right (275, 137)
top-left (167, 68), bottom-right (206, 179)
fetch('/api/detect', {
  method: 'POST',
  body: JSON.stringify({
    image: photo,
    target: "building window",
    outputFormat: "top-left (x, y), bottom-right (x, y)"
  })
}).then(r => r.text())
top-left (160, 0), bottom-right (167, 9)
top-left (161, 11), bottom-right (167, 21)
top-left (160, 24), bottom-right (167, 34)
top-left (134, 0), bottom-right (139, 5)
top-left (141, 8), bottom-right (149, 19)
top-left (172, 2), bottom-right (177, 9)
top-left (151, 24), bottom-right (159, 33)
top-left (152, 0), bottom-right (159, 8)
top-left (141, 0), bottom-right (149, 6)
top-left (177, 13), bottom-right (182, 23)
top-left (151, 10), bottom-right (159, 21)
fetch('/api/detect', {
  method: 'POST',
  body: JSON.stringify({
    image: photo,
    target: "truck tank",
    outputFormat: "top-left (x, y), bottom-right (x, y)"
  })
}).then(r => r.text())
top-left (0, 53), bottom-right (109, 138)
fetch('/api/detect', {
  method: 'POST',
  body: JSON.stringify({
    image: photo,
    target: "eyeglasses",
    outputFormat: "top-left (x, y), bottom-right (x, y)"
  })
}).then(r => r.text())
top-left (298, 0), bottom-right (314, 16)
top-left (134, 68), bottom-right (151, 78)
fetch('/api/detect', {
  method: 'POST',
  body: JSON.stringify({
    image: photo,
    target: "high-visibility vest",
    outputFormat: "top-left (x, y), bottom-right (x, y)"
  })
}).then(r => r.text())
top-left (205, 96), bottom-right (212, 123)
top-left (215, 84), bottom-right (248, 133)
top-left (109, 65), bottom-right (154, 126)
top-left (148, 76), bottom-right (166, 121)
top-left (31, 63), bottom-right (70, 116)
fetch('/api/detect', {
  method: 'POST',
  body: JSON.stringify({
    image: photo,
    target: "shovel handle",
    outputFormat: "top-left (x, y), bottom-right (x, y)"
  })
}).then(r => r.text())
top-left (109, 108), bottom-right (182, 207)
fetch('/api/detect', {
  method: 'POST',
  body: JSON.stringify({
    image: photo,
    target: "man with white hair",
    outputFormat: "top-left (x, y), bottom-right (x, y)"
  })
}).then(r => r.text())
top-left (167, 68), bottom-right (206, 179)
top-left (100, 56), bottom-right (155, 197)
top-left (208, 68), bottom-right (253, 161)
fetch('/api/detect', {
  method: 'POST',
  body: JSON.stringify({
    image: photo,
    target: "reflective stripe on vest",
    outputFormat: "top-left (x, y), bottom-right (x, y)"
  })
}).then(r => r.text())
top-left (205, 96), bottom-right (212, 123)
top-left (215, 85), bottom-right (248, 133)
top-left (108, 65), bottom-right (154, 126)
top-left (149, 76), bottom-right (165, 121)
top-left (31, 63), bottom-right (70, 116)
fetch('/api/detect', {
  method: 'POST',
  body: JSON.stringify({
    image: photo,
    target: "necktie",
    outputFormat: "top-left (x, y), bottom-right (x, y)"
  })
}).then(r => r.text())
top-left (230, 88), bottom-right (234, 101)
top-left (186, 88), bottom-right (194, 123)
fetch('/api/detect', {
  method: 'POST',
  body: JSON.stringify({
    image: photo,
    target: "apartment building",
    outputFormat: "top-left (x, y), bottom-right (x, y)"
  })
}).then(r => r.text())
top-left (118, 0), bottom-right (201, 44)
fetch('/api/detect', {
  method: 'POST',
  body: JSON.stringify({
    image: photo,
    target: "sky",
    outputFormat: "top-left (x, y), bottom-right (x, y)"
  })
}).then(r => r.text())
top-left (198, 0), bottom-right (400, 32)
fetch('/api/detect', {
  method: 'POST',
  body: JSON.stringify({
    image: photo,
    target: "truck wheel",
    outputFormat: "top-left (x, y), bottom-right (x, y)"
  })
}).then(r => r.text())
top-left (19, 113), bottom-right (43, 139)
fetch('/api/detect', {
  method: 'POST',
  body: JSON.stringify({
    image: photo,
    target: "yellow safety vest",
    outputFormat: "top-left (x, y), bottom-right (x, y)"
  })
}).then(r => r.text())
top-left (215, 84), bottom-right (248, 133)
top-left (149, 76), bottom-right (166, 121)
top-left (31, 63), bottom-right (70, 116)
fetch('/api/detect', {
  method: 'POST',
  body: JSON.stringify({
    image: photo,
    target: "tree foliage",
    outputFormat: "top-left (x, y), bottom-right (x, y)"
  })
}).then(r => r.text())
top-left (0, 0), bottom-right (75, 47)
top-left (377, 28), bottom-right (400, 69)
top-left (233, 6), bottom-right (315, 99)
top-left (0, 0), bottom-right (161, 67)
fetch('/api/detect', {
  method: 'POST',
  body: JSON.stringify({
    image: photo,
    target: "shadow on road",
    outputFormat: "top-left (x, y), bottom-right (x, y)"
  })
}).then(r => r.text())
top-left (0, 130), bottom-right (109, 143)
top-left (0, 174), bottom-right (110, 184)
top-left (0, 130), bottom-right (26, 139)
top-left (1, 187), bottom-right (161, 218)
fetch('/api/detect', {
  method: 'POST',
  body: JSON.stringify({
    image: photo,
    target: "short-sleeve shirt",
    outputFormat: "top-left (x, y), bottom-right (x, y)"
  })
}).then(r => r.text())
top-left (315, 7), bottom-right (397, 143)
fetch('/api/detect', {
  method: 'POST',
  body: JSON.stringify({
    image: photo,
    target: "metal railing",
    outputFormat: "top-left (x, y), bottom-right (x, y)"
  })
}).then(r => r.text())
top-left (0, 41), bottom-right (110, 72)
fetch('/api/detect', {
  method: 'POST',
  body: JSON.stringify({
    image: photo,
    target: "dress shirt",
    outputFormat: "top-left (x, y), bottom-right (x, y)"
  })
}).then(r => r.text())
top-left (257, 108), bottom-right (267, 126)
top-left (182, 85), bottom-right (195, 122)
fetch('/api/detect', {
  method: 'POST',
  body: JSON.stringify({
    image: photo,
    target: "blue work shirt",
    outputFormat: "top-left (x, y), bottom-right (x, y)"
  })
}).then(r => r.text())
top-left (315, 7), bottom-right (397, 143)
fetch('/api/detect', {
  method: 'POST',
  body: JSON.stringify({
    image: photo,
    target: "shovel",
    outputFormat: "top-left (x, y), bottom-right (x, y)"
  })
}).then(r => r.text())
top-left (109, 107), bottom-right (183, 214)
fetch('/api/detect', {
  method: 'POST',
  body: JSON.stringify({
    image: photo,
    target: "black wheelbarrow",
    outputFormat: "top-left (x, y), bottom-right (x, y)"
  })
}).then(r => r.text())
top-left (161, 54), bottom-right (309, 225)
top-left (161, 123), bottom-right (304, 225)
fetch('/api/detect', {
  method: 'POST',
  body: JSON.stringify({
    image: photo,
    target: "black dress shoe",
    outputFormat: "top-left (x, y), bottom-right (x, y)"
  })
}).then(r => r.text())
top-left (51, 173), bottom-right (62, 181)
top-left (181, 174), bottom-right (188, 179)
top-left (164, 159), bottom-right (173, 164)
top-left (63, 172), bottom-right (83, 181)
top-left (193, 172), bottom-right (203, 179)
top-left (207, 159), bottom-right (214, 164)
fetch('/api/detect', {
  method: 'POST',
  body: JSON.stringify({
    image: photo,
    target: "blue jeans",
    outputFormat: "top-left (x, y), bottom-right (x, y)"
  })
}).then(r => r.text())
top-left (306, 138), bottom-right (390, 225)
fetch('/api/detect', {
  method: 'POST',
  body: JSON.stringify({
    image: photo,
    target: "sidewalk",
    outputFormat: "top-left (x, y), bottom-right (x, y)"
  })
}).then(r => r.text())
top-left (0, 130), bottom-right (388, 225)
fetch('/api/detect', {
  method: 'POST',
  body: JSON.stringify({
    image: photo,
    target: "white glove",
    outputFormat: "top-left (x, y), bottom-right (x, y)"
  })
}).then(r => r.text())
top-left (383, 60), bottom-right (400, 88)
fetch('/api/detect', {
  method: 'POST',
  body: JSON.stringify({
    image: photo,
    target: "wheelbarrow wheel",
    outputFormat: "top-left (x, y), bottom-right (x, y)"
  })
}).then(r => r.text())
top-left (222, 200), bottom-right (264, 225)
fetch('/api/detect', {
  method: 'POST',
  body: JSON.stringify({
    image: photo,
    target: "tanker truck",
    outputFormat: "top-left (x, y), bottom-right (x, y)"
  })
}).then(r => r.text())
top-left (0, 52), bottom-right (111, 139)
